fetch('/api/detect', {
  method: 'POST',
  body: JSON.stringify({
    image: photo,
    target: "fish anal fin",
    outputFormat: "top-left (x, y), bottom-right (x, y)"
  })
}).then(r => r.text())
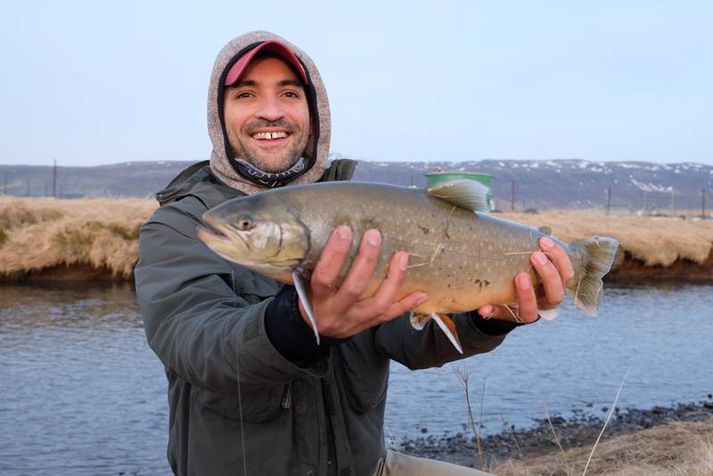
top-left (426, 180), bottom-right (489, 213)
top-left (431, 313), bottom-right (463, 354)
top-left (538, 307), bottom-right (560, 321)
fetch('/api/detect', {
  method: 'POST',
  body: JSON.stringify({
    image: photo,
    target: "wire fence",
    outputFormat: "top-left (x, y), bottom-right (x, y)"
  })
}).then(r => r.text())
top-left (2, 169), bottom-right (712, 219)
top-left (493, 186), bottom-right (711, 219)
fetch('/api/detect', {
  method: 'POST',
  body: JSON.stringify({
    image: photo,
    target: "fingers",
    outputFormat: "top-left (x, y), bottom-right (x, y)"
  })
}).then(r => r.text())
top-left (531, 242), bottom-right (566, 307)
top-left (356, 251), bottom-right (409, 312)
top-left (353, 251), bottom-right (425, 321)
top-left (476, 273), bottom-right (539, 323)
top-left (336, 229), bottom-right (382, 302)
top-left (381, 292), bottom-right (428, 321)
top-left (311, 226), bottom-right (352, 297)
top-left (478, 240), bottom-right (575, 325)
top-left (539, 237), bottom-right (575, 286)
top-left (514, 273), bottom-right (539, 323)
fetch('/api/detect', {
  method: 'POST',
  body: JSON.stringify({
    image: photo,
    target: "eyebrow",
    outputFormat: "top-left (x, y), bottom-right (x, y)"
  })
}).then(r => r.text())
top-left (232, 79), bottom-right (304, 89)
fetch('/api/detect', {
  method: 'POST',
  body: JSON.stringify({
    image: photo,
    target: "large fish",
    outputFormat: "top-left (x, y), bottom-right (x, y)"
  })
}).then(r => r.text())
top-left (197, 180), bottom-right (618, 353)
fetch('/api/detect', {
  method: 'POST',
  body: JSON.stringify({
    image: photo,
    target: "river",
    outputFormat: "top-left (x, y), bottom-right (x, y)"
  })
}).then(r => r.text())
top-left (1, 282), bottom-right (711, 475)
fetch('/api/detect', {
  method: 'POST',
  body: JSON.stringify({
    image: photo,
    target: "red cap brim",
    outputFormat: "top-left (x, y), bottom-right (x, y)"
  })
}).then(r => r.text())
top-left (224, 40), bottom-right (308, 86)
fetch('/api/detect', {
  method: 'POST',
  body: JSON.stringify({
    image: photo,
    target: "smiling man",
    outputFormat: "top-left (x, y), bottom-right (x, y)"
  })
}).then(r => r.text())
top-left (222, 46), bottom-right (312, 183)
top-left (135, 31), bottom-right (574, 476)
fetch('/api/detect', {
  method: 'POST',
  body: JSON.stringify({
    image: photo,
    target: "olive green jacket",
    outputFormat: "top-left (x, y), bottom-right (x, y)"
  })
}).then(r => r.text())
top-left (135, 162), bottom-right (510, 476)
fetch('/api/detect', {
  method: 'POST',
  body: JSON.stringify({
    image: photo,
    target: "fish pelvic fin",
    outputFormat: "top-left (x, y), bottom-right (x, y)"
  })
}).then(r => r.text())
top-left (426, 180), bottom-right (490, 213)
top-left (409, 312), bottom-right (430, 330)
top-left (292, 269), bottom-right (320, 345)
top-left (410, 312), bottom-right (463, 354)
top-left (567, 236), bottom-right (619, 316)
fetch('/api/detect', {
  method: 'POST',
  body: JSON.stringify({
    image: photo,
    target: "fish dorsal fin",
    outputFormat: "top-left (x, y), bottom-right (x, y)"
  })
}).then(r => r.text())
top-left (426, 179), bottom-right (490, 213)
top-left (539, 226), bottom-right (553, 235)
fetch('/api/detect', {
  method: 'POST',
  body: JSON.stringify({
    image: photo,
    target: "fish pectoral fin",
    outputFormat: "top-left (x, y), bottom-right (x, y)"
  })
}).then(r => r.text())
top-left (426, 180), bottom-right (490, 213)
top-left (430, 313), bottom-right (463, 354)
top-left (292, 270), bottom-right (320, 345)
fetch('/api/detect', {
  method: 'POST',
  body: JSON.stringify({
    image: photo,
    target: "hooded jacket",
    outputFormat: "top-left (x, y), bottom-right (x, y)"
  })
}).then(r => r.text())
top-left (135, 31), bottom-right (511, 476)
top-left (209, 30), bottom-right (332, 195)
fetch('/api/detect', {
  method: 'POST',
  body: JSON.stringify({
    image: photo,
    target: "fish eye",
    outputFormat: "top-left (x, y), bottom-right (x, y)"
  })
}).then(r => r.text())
top-left (236, 217), bottom-right (253, 231)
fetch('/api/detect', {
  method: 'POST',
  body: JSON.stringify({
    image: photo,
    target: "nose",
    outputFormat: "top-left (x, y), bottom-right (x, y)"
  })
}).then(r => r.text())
top-left (255, 95), bottom-right (285, 122)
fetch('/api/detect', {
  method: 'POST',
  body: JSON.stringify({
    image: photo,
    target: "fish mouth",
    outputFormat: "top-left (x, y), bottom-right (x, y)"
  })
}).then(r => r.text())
top-left (197, 221), bottom-right (255, 252)
top-left (196, 222), bottom-right (229, 242)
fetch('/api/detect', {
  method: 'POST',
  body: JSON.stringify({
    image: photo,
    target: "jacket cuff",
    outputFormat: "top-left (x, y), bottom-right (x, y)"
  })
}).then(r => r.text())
top-left (264, 285), bottom-right (346, 365)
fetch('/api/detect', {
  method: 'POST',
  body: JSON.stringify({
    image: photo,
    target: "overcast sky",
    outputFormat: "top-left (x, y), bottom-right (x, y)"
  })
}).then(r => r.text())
top-left (1, 1), bottom-right (711, 167)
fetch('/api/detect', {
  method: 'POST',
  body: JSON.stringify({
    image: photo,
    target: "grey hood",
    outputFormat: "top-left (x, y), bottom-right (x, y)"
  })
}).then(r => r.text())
top-left (208, 31), bottom-right (331, 195)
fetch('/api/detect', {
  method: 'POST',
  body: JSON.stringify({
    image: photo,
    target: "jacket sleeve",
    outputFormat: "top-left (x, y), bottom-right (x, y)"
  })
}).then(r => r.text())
top-left (372, 311), bottom-right (512, 370)
top-left (134, 199), bottom-right (330, 393)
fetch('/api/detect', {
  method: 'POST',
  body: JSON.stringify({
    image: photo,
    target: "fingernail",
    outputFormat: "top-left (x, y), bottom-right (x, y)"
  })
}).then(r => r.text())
top-left (415, 293), bottom-right (428, 306)
top-left (540, 237), bottom-right (554, 249)
top-left (516, 273), bottom-right (532, 290)
top-left (532, 252), bottom-right (548, 265)
top-left (336, 226), bottom-right (350, 240)
top-left (399, 252), bottom-right (409, 271)
top-left (366, 229), bottom-right (381, 247)
top-left (480, 305), bottom-right (493, 316)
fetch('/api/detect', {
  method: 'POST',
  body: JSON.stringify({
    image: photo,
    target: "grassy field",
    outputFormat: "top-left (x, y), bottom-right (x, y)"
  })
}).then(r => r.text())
top-left (492, 420), bottom-right (713, 475)
top-left (0, 196), bottom-right (155, 278)
top-left (500, 211), bottom-right (713, 267)
top-left (1, 196), bottom-right (713, 279)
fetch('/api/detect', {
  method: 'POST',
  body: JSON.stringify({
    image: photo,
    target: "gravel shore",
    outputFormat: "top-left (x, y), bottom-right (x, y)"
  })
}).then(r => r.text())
top-left (396, 397), bottom-right (713, 468)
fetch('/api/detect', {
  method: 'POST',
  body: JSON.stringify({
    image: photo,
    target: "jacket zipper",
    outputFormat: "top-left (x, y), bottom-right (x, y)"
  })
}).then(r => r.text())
top-left (281, 384), bottom-right (292, 410)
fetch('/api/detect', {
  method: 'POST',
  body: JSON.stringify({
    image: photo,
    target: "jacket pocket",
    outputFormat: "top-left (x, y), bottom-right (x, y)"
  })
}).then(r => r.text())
top-left (198, 384), bottom-right (289, 422)
top-left (336, 338), bottom-right (390, 414)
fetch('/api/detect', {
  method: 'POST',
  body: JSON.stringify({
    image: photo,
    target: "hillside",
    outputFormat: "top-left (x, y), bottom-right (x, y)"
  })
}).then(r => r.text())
top-left (1, 158), bottom-right (711, 213)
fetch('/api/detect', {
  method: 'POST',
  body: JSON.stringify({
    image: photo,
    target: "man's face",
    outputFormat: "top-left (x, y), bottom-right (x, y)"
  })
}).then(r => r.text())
top-left (223, 56), bottom-right (311, 172)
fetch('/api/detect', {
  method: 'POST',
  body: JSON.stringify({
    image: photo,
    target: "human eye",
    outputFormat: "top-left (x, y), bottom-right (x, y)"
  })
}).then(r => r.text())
top-left (282, 90), bottom-right (301, 99)
top-left (235, 90), bottom-right (254, 99)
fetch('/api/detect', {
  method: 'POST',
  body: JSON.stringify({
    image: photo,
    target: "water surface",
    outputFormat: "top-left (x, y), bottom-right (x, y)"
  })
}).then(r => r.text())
top-left (1, 282), bottom-right (711, 474)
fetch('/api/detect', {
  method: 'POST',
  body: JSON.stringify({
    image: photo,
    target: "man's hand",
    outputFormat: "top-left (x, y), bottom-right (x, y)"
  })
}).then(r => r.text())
top-left (298, 226), bottom-right (428, 339)
top-left (477, 236), bottom-right (575, 324)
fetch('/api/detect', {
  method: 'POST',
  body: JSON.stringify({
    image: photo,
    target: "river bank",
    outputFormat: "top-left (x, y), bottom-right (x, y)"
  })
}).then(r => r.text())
top-left (1, 197), bottom-right (713, 283)
top-left (399, 398), bottom-right (713, 474)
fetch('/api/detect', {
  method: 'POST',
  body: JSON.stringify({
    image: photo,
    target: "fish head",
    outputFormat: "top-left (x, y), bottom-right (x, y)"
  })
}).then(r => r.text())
top-left (197, 196), bottom-right (309, 280)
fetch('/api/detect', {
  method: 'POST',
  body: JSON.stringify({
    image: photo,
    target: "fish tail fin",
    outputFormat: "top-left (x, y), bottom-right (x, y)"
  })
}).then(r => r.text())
top-left (410, 312), bottom-right (464, 353)
top-left (567, 236), bottom-right (619, 315)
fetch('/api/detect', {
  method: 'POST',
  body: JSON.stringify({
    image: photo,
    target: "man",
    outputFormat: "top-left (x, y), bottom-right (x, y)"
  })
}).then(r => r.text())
top-left (135, 31), bottom-right (573, 476)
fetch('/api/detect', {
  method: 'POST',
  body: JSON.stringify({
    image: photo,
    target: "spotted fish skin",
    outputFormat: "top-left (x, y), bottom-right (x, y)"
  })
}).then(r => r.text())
top-left (199, 181), bottom-right (618, 318)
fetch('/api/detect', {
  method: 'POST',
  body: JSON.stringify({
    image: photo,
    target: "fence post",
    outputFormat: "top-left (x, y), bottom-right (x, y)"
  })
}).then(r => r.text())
top-left (703, 189), bottom-right (707, 219)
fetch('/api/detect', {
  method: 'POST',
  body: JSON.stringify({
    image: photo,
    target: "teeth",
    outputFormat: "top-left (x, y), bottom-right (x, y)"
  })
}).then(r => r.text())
top-left (253, 131), bottom-right (288, 140)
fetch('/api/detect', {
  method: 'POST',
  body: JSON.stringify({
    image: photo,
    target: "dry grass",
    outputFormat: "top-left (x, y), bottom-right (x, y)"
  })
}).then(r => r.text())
top-left (1, 198), bottom-right (712, 279)
top-left (491, 420), bottom-right (713, 476)
top-left (0, 196), bottom-right (156, 278)
top-left (501, 211), bottom-right (713, 266)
